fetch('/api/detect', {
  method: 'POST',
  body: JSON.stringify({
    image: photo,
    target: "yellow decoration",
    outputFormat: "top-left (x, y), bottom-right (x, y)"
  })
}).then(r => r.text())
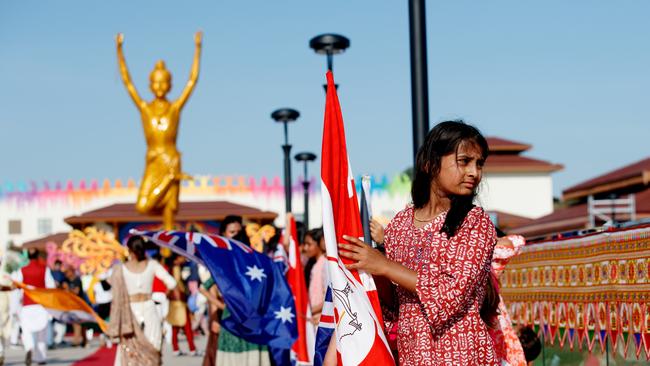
top-left (87, 275), bottom-right (99, 304)
top-left (159, 247), bottom-right (172, 258)
top-left (247, 224), bottom-right (276, 253)
top-left (61, 227), bottom-right (127, 275)
top-left (116, 32), bottom-right (202, 230)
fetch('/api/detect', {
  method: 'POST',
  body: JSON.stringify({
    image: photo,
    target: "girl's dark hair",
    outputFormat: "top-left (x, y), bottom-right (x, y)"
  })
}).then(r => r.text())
top-left (27, 248), bottom-right (40, 260)
top-left (480, 271), bottom-right (501, 329)
top-left (221, 215), bottom-right (243, 232)
top-left (234, 229), bottom-right (251, 246)
top-left (411, 120), bottom-right (489, 238)
top-left (517, 325), bottom-right (542, 361)
top-left (126, 235), bottom-right (147, 261)
top-left (305, 228), bottom-right (324, 247)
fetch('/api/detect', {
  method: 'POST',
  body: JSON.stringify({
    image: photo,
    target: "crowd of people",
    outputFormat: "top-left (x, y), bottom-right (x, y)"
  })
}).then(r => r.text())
top-left (0, 121), bottom-right (544, 366)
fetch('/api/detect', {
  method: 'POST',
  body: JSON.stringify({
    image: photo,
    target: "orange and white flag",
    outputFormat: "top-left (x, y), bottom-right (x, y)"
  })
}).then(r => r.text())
top-left (15, 282), bottom-right (108, 333)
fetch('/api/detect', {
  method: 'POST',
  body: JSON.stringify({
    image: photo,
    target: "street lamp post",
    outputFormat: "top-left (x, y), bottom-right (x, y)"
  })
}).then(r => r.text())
top-left (409, 0), bottom-right (430, 165)
top-left (309, 33), bottom-right (350, 90)
top-left (271, 108), bottom-right (300, 213)
top-left (294, 152), bottom-right (317, 229)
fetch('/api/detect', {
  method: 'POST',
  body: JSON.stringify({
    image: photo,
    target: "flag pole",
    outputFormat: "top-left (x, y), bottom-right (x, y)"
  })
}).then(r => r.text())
top-left (360, 175), bottom-right (375, 248)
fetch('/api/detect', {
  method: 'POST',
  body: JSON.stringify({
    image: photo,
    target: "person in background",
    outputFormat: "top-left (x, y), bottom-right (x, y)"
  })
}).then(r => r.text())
top-left (108, 235), bottom-right (177, 366)
top-left (516, 325), bottom-right (541, 365)
top-left (63, 266), bottom-right (91, 347)
top-left (50, 260), bottom-right (66, 286)
top-left (8, 277), bottom-right (21, 350)
top-left (221, 215), bottom-right (243, 239)
top-left (0, 264), bottom-right (12, 366)
top-left (302, 253), bottom-right (316, 292)
top-left (90, 270), bottom-right (113, 347)
top-left (303, 228), bottom-right (326, 325)
top-left (50, 262), bottom-right (68, 349)
top-left (198, 215), bottom-right (247, 366)
top-left (185, 261), bottom-right (206, 337)
top-left (215, 216), bottom-right (270, 366)
top-left (151, 253), bottom-right (172, 346)
top-left (13, 249), bottom-right (56, 366)
top-left (199, 265), bottom-right (225, 366)
top-left (167, 254), bottom-right (199, 356)
top-left (190, 285), bottom-right (209, 337)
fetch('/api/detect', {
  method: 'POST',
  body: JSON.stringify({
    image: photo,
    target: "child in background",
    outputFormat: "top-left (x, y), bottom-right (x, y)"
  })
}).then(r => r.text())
top-left (516, 325), bottom-right (542, 365)
top-left (303, 228), bottom-right (326, 325)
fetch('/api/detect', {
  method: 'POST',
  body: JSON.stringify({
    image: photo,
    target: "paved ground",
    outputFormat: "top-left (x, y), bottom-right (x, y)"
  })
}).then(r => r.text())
top-left (2, 335), bottom-right (208, 365)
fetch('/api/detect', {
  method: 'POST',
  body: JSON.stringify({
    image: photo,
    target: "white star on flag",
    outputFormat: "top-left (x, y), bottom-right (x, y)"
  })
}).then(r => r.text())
top-left (244, 265), bottom-right (267, 282)
top-left (274, 306), bottom-right (295, 324)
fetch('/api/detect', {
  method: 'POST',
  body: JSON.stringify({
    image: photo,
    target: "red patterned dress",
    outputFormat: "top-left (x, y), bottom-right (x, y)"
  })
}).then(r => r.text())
top-left (383, 205), bottom-right (499, 366)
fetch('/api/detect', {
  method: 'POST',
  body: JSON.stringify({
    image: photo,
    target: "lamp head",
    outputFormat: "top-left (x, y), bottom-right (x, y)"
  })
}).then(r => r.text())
top-left (271, 108), bottom-right (300, 123)
top-left (309, 34), bottom-right (350, 55)
top-left (295, 152), bottom-right (317, 163)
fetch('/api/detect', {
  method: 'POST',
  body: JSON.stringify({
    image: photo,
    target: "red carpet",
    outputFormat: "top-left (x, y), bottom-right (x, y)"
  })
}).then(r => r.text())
top-left (72, 346), bottom-right (117, 365)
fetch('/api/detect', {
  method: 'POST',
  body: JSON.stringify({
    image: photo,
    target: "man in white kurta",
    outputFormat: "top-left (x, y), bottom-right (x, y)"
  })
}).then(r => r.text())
top-left (13, 251), bottom-right (56, 365)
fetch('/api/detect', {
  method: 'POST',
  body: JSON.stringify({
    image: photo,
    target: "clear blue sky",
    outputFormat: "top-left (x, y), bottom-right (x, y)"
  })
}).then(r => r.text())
top-left (1, 1), bottom-right (648, 196)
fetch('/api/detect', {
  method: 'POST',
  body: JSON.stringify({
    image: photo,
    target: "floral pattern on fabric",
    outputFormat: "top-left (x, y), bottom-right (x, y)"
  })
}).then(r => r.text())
top-left (490, 235), bottom-right (527, 366)
top-left (492, 235), bottom-right (526, 277)
top-left (384, 205), bottom-right (499, 366)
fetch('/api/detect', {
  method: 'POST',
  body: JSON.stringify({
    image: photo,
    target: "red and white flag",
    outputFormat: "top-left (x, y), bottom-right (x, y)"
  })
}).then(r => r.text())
top-left (281, 215), bottom-right (315, 365)
top-left (319, 71), bottom-right (394, 365)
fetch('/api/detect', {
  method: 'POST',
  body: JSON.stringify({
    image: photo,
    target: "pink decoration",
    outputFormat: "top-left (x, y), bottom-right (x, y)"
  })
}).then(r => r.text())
top-left (46, 241), bottom-right (83, 271)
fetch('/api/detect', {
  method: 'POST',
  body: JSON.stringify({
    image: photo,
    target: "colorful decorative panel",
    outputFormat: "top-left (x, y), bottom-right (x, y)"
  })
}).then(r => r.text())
top-left (0, 174), bottom-right (410, 207)
top-left (501, 225), bottom-right (650, 359)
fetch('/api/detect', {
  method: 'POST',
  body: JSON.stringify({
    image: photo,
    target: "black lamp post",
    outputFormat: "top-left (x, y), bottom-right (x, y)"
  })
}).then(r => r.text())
top-left (271, 108), bottom-right (300, 213)
top-left (309, 33), bottom-right (350, 90)
top-left (408, 0), bottom-right (430, 165)
top-left (294, 152), bottom-right (317, 229)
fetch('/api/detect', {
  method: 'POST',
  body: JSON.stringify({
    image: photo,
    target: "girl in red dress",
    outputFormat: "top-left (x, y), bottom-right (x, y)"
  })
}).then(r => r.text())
top-left (339, 121), bottom-right (500, 365)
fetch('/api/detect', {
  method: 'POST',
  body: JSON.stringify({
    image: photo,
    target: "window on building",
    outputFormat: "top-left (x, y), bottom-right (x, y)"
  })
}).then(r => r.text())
top-left (37, 218), bottom-right (52, 236)
top-left (8, 220), bottom-right (21, 235)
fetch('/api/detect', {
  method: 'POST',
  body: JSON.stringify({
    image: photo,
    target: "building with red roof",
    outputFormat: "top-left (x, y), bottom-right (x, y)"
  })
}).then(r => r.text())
top-left (478, 137), bottom-right (563, 223)
top-left (511, 157), bottom-right (650, 240)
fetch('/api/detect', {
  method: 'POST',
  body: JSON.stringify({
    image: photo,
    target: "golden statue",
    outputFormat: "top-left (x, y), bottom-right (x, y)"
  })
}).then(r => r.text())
top-left (116, 32), bottom-right (202, 230)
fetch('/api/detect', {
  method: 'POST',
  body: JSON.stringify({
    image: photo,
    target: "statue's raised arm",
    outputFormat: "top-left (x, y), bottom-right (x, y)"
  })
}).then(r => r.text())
top-left (176, 31), bottom-right (202, 109)
top-left (116, 33), bottom-right (144, 108)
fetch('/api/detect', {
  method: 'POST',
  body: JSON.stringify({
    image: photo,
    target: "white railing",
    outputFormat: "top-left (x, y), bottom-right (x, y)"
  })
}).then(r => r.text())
top-left (587, 194), bottom-right (636, 227)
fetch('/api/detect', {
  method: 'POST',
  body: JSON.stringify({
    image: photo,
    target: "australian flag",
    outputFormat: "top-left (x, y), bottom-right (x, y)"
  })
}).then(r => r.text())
top-left (132, 230), bottom-right (298, 350)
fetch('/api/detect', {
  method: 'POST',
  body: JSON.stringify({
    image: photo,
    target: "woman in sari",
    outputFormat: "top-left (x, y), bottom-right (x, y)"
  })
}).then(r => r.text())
top-left (108, 235), bottom-right (177, 366)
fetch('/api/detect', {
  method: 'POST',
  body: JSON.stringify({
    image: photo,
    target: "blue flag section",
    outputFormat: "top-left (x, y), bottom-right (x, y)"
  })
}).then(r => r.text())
top-left (133, 230), bottom-right (298, 350)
